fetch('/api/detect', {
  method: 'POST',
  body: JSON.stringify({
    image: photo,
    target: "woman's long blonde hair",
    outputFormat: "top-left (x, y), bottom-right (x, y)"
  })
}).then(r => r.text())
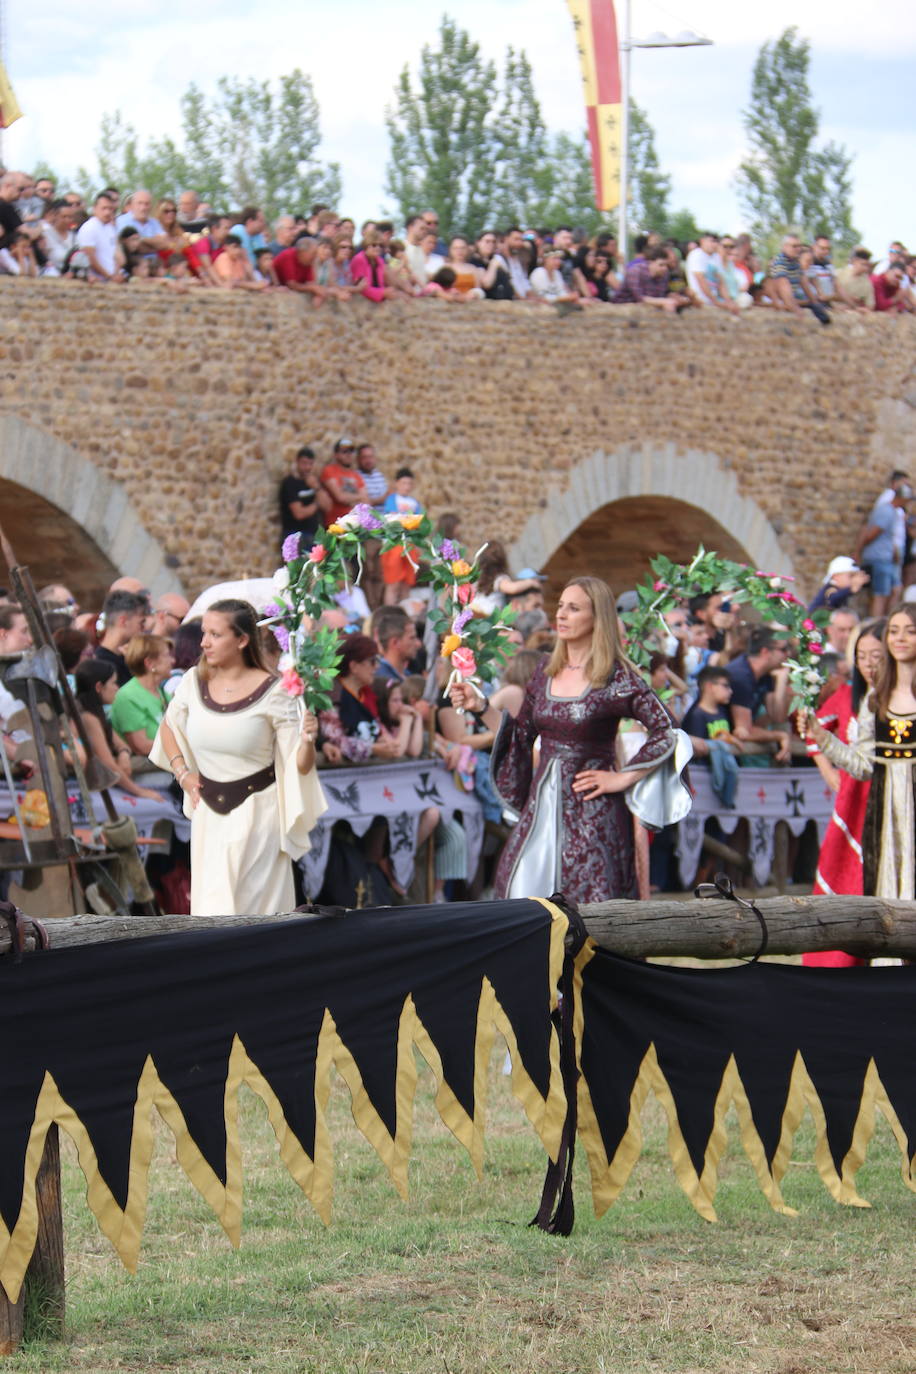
top-left (546, 577), bottom-right (632, 685)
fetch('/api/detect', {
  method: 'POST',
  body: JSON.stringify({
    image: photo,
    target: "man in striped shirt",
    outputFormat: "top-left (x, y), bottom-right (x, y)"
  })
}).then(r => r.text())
top-left (357, 444), bottom-right (389, 507)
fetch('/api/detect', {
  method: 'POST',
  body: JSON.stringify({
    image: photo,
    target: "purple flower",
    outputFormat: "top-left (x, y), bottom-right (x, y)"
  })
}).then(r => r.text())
top-left (263, 602), bottom-right (282, 621)
top-left (452, 608), bottom-right (473, 634)
top-left (282, 533), bottom-right (302, 562)
top-left (351, 503), bottom-right (384, 531)
top-left (272, 625), bottom-right (291, 652)
top-left (438, 539), bottom-right (461, 562)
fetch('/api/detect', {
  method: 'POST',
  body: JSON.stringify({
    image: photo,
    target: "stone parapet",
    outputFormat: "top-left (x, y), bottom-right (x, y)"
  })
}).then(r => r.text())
top-left (0, 279), bottom-right (913, 599)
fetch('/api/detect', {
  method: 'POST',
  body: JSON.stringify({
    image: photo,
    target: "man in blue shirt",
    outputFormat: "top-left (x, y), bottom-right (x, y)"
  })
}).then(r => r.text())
top-left (858, 482), bottom-right (913, 616)
top-left (725, 626), bottom-right (792, 763)
top-left (231, 206), bottom-right (268, 265)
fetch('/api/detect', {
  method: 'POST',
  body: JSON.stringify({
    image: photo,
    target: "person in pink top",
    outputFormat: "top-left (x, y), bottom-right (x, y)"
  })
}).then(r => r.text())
top-left (350, 232), bottom-right (397, 302)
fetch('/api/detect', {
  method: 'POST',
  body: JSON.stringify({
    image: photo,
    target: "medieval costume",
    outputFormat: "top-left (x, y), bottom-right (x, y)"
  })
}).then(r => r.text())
top-left (813, 702), bottom-right (916, 903)
top-left (804, 682), bottom-right (870, 967)
top-left (151, 667), bottom-right (326, 916)
top-left (491, 660), bottom-right (673, 903)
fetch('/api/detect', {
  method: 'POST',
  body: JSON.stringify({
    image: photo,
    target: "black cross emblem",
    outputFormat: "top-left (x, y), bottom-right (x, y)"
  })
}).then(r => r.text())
top-left (414, 772), bottom-right (444, 804)
top-left (784, 781), bottom-right (805, 817)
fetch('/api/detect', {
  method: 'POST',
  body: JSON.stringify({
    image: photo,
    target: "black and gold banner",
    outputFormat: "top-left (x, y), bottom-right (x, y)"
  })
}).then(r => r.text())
top-left (4, 904), bottom-right (916, 1300)
top-left (0, 899), bottom-right (569, 1302)
top-left (576, 947), bottom-right (916, 1221)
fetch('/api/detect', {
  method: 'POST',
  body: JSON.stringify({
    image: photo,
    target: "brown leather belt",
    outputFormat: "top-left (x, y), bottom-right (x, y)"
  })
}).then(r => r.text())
top-left (198, 763), bottom-right (276, 815)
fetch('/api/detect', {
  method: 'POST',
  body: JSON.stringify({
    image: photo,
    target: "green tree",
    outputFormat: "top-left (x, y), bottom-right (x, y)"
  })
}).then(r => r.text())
top-left (628, 99), bottom-right (671, 234)
top-left (531, 133), bottom-right (607, 233)
top-left (82, 71), bottom-right (340, 218)
top-left (490, 48), bottom-right (551, 228)
top-left (665, 207), bottom-right (701, 245)
top-left (385, 16), bottom-right (498, 238)
top-left (736, 27), bottom-right (857, 249)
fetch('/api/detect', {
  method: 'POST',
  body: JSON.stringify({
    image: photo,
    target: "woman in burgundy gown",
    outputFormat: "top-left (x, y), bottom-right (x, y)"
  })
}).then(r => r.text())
top-left (451, 577), bottom-right (674, 903)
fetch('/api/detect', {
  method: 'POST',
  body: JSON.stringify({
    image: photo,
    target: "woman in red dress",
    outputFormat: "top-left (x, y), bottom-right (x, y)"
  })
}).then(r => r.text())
top-left (803, 620), bottom-right (885, 966)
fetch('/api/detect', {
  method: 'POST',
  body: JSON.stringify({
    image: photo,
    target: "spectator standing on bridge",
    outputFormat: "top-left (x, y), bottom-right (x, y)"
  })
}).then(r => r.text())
top-left (857, 481), bottom-right (913, 616)
top-left (452, 576), bottom-right (675, 902)
top-left (320, 438), bottom-right (366, 525)
top-left (151, 599), bottom-right (326, 916)
top-left (279, 446), bottom-right (322, 547)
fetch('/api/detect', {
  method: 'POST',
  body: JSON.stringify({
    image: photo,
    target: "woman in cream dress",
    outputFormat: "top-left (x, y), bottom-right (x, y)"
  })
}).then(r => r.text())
top-left (151, 600), bottom-right (326, 916)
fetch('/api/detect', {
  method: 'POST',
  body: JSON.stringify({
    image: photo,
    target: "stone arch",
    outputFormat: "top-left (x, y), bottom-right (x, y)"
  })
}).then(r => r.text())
top-left (0, 414), bottom-right (185, 604)
top-left (509, 445), bottom-right (797, 592)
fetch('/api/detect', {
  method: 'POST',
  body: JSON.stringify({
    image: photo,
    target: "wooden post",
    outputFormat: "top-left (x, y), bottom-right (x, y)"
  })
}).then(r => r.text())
top-left (0, 1286), bottom-right (23, 1357)
top-left (24, 1126), bottom-right (65, 1339)
top-left (0, 1126), bottom-right (65, 1356)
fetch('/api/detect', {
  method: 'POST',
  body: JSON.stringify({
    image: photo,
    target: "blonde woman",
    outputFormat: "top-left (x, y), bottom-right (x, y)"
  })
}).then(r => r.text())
top-left (450, 577), bottom-right (673, 901)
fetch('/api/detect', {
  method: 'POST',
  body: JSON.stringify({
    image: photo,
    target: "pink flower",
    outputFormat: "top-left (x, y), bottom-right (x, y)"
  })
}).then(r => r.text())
top-left (456, 582), bottom-right (474, 605)
top-left (653, 580), bottom-right (668, 592)
top-left (808, 642), bottom-right (823, 656)
top-left (308, 544), bottom-right (327, 563)
top-left (451, 647), bottom-right (477, 678)
top-left (802, 619), bottom-right (816, 632)
top-left (281, 667), bottom-right (305, 696)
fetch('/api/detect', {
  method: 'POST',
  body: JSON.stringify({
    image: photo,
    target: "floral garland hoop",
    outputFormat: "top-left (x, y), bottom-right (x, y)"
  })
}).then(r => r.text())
top-left (622, 548), bottom-right (830, 710)
top-left (261, 507), bottom-right (516, 712)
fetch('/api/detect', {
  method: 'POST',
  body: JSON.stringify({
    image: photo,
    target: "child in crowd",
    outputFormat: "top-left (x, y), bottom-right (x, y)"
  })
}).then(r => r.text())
top-left (380, 468), bottom-right (424, 605)
top-left (386, 240), bottom-right (416, 296)
top-left (421, 266), bottom-right (463, 300)
top-left (681, 665), bottom-right (742, 806)
top-left (254, 248), bottom-right (279, 286)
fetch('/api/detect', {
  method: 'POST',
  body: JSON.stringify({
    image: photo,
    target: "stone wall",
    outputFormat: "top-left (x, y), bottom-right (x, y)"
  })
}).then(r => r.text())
top-left (0, 278), bottom-right (914, 602)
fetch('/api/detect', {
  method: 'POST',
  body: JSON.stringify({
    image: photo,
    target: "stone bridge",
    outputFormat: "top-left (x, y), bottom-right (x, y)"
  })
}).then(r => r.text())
top-left (0, 279), bottom-right (914, 606)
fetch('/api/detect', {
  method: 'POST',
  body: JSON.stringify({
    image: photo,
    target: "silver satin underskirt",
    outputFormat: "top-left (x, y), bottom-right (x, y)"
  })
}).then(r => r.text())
top-left (505, 756), bottom-right (561, 899)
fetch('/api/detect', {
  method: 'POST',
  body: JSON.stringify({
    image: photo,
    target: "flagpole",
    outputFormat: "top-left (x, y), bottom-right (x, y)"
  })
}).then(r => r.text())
top-left (617, 0), bottom-right (631, 263)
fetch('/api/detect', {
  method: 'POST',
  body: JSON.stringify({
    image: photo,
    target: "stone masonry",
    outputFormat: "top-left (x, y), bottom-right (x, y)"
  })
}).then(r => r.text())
top-left (0, 278), bottom-right (915, 603)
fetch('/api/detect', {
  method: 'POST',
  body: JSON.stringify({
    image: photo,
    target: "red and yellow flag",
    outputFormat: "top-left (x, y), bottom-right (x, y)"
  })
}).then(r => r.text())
top-left (0, 60), bottom-right (22, 130)
top-left (566, 0), bottom-right (622, 211)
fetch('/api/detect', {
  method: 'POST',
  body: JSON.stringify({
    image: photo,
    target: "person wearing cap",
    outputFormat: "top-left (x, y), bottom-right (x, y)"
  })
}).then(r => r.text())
top-left (320, 438), bottom-right (367, 527)
top-left (807, 556), bottom-right (870, 614)
top-left (857, 483), bottom-right (914, 616)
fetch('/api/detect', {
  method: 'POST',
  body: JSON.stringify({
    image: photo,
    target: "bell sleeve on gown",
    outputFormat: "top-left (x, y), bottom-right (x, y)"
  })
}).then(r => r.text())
top-left (149, 668), bottom-right (197, 822)
top-left (268, 689), bottom-right (329, 860)
top-left (813, 703), bottom-right (876, 781)
top-left (619, 669), bottom-right (676, 771)
top-left (490, 676), bottom-right (540, 812)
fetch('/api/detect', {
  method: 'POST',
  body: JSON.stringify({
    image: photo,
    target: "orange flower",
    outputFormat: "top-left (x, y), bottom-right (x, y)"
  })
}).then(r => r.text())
top-left (327, 523), bottom-right (345, 535)
top-left (400, 513), bottom-right (423, 531)
top-left (451, 559), bottom-right (472, 578)
top-left (442, 634), bottom-right (461, 657)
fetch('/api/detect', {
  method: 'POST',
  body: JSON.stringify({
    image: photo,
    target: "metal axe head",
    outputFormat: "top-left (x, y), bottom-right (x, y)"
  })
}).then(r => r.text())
top-left (5, 645), bottom-right (60, 687)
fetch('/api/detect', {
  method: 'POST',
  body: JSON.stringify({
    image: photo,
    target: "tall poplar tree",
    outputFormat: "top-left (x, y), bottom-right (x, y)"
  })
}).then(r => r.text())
top-left (385, 17), bottom-right (497, 238)
top-left (736, 27), bottom-right (857, 248)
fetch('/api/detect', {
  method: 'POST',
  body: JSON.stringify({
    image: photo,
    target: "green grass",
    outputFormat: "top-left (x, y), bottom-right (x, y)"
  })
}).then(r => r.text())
top-left (9, 1048), bottom-right (915, 1374)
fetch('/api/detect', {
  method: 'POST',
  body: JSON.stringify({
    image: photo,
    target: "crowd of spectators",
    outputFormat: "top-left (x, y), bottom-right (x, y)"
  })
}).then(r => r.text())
top-left (0, 446), bottom-right (907, 908)
top-left (0, 167), bottom-right (913, 319)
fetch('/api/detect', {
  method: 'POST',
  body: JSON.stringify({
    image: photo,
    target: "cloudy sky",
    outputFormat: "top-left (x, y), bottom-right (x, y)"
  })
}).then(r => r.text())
top-left (2, 0), bottom-right (913, 248)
